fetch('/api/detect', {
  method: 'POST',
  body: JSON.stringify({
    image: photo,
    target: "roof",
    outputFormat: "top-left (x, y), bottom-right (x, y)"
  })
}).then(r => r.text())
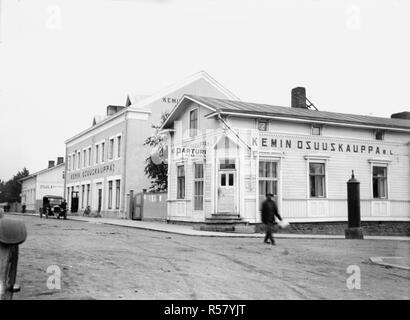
top-left (65, 71), bottom-right (239, 144)
top-left (161, 95), bottom-right (410, 132)
top-left (19, 162), bottom-right (65, 183)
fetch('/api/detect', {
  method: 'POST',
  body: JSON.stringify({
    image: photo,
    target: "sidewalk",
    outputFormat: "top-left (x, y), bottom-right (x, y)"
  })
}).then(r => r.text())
top-left (67, 215), bottom-right (410, 241)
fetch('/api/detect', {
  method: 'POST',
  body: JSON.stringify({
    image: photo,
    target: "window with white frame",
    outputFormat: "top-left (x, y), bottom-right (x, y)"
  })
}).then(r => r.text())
top-left (115, 179), bottom-right (120, 209)
top-left (83, 150), bottom-right (87, 168)
top-left (193, 163), bottom-right (204, 210)
top-left (258, 161), bottom-right (278, 207)
top-left (177, 165), bottom-right (185, 199)
top-left (81, 185), bottom-right (85, 209)
top-left (117, 135), bottom-right (121, 158)
top-left (72, 153), bottom-right (76, 170)
top-left (67, 155), bottom-right (71, 172)
top-left (372, 166), bottom-right (388, 199)
top-left (109, 138), bottom-right (114, 160)
top-left (108, 180), bottom-right (113, 209)
top-left (77, 151), bottom-right (81, 169)
top-left (189, 109), bottom-right (198, 137)
top-left (88, 147), bottom-right (92, 166)
top-left (101, 142), bottom-right (105, 163)
top-left (309, 162), bottom-right (326, 198)
top-left (375, 129), bottom-right (384, 141)
top-left (86, 184), bottom-right (90, 206)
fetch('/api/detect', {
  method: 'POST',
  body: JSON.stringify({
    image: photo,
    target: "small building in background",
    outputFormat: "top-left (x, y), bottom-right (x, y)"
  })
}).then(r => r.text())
top-left (20, 157), bottom-right (65, 213)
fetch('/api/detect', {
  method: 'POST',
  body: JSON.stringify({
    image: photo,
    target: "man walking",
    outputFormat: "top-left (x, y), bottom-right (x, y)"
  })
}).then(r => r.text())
top-left (261, 193), bottom-right (282, 245)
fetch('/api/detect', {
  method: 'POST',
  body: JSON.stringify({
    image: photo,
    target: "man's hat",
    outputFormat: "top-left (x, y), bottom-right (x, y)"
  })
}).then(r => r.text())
top-left (266, 193), bottom-right (274, 197)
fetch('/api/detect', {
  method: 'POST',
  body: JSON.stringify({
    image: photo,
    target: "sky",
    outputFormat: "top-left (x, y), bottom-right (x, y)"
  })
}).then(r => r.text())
top-left (0, 0), bottom-right (409, 180)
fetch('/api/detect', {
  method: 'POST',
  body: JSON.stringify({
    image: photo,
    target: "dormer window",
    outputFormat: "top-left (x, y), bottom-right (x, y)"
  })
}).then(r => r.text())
top-left (189, 109), bottom-right (198, 137)
top-left (311, 124), bottom-right (322, 136)
top-left (257, 119), bottom-right (268, 131)
top-left (375, 130), bottom-right (384, 140)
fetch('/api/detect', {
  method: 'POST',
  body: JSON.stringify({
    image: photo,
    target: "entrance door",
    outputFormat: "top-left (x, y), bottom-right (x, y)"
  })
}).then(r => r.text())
top-left (97, 188), bottom-right (102, 213)
top-left (71, 191), bottom-right (79, 213)
top-left (218, 170), bottom-right (236, 213)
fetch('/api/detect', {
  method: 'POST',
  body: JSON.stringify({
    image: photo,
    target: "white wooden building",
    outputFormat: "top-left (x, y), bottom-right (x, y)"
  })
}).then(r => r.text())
top-left (161, 89), bottom-right (410, 224)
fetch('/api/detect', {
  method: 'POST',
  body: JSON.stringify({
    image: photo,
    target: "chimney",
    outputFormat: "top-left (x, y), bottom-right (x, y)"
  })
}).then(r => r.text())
top-left (107, 105), bottom-right (125, 116)
top-left (291, 87), bottom-right (307, 109)
top-left (48, 160), bottom-right (55, 168)
top-left (391, 111), bottom-right (410, 120)
top-left (57, 157), bottom-right (64, 165)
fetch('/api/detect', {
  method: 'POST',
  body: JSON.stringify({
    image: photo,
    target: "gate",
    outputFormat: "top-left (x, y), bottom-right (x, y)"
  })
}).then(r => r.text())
top-left (132, 191), bottom-right (144, 220)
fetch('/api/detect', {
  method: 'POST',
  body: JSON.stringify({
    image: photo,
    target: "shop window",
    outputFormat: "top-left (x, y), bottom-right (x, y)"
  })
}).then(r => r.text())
top-left (101, 142), bottom-right (105, 163)
top-left (88, 147), bottom-right (92, 166)
top-left (257, 119), bottom-right (268, 131)
top-left (194, 163), bottom-right (204, 210)
top-left (117, 136), bottom-right (122, 158)
top-left (115, 180), bottom-right (120, 209)
top-left (375, 130), bottom-right (384, 141)
top-left (189, 109), bottom-right (198, 137)
top-left (311, 125), bottom-right (322, 136)
top-left (258, 161), bottom-right (278, 207)
top-left (177, 165), bottom-right (185, 199)
top-left (108, 181), bottom-right (113, 209)
top-left (373, 166), bottom-right (387, 199)
top-left (309, 163), bottom-right (326, 198)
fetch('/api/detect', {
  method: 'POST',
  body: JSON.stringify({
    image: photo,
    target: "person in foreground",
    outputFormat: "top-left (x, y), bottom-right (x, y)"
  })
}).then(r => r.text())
top-left (261, 193), bottom-right (282, 245)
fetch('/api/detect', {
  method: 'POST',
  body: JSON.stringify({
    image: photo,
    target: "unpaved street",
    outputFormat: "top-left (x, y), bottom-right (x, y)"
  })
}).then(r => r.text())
top-left (10, 215), bottom-right (410, 300)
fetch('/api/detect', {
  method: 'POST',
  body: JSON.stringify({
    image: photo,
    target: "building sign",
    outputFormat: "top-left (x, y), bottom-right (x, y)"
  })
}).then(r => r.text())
top-left (70, 164), bottom-right (115, 180)
top-left (252, 136), bottom-right (394, 156)
top-left (162, 97), bottom-right (180, 104)
top-left (172, 141), bottom-right (207, 159)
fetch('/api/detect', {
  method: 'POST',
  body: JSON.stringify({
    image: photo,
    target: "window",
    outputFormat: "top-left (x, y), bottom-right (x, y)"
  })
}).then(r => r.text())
top-left (309, 163), bottom-right (326, 197)
top-left (115, 179), bottom-right (120, 209)
top-left (101, 142), bottom-right (105, 163)
top-left (86, 184), bottom-right (90, 206)
top-left (312, 125), bottom-right (322, 136)
top-left (259, 161), bottom-right (278, 207)
top-left (67, 155), bottom-right (71, 172)
top-left (72, 153), bottom-right (76, 170)
top-left (117, 136), bottom-right (121, 158)
top-left (77, 151), bottom-right (81, 169)
top-left (83, 150), bottom-right (86, 168)
top-left (108, 181), bottom-right (113, 209)
top-left (257, 119), bottom-right (268, 131)
top-left (88, 147), bottom-right (92, 166)
top-left (189, 109), bottom-right (198, 136)
top-left (95, 144), bottom-right (99, 164)
top-left (193, 163), bottom-right (204, 210)
top-left (373, 166), bottom-right (387, 198)
top-left (177, 165), bottom-right (185, 199)
top-left (81, 185), bottom-right (85, 209)
top-left (375, 130), bottom-right (384, 140)
top-left (109, 138), bottom-right (114, 160)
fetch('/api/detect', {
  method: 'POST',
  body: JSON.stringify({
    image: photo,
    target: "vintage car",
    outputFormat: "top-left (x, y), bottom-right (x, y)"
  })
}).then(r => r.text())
top-left (40, 195), bottom-right (67, 219)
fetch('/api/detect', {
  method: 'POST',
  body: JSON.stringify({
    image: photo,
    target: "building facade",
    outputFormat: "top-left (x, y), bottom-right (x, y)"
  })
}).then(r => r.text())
top-left (20, 158), bottom-right (65, 213)
top-left (162, 92), bottom-right (410, 224)
top-left (64, 71), bottom-right (238, 218)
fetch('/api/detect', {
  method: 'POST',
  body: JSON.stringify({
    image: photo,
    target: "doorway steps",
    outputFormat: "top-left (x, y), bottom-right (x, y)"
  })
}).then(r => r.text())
top-left (193, 213), bottom-right (255, 233)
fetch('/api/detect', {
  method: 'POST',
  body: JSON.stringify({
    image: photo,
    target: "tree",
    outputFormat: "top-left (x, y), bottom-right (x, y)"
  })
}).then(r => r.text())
top-left (0, 168), bottom-right (29, 203)
top-left (143, 112), bottom-right (169, 192)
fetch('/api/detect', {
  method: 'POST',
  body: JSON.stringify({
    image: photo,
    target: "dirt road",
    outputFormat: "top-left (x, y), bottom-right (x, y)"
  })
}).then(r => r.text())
top-left (9, 215), bottom-right (410, 299)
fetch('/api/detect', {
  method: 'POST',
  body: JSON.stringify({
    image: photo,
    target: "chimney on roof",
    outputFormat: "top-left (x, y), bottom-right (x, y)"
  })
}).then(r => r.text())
top-left (107, 105), bottom-right (125, 116)
top-left (57, 157), bottom-right (64, 165)
top-left (291, 87), bottom-right (307, 109)
top-left (391, 111), bottom-right (410, 120)
top-left (48, 160), bottom-right (55, 168)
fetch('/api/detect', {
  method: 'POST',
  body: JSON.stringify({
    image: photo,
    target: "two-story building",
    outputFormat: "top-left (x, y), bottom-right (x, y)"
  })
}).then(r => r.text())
top-left (161, 88), bottom-right (410, 225)
top-left (64, 71), bottom-right (238, 218)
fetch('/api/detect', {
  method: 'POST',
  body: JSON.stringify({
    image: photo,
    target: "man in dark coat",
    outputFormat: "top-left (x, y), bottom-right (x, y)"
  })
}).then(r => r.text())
top-left (261, 193), bottom-right (282, 245)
